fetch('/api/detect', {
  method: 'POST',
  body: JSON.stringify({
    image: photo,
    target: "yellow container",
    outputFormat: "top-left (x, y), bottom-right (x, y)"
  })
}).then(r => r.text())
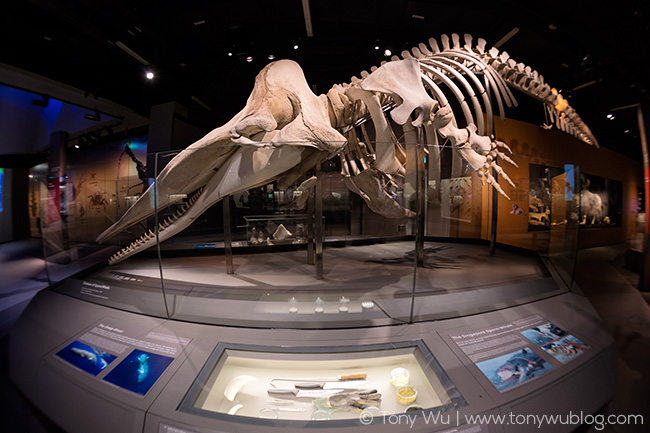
top-left (396, 386), bottom-right (417, 405)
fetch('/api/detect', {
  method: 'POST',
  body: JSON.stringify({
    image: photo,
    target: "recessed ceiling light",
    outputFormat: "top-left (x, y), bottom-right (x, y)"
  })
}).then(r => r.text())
top-left (228, 52), bottom-right (233, 56)
top-left (268, 54), bottom-right (275, 60)
top-left (384, 49), bottom-right (392, 56)
top-left (74, 144), bottom-right (80, 149)
top-left (246, 56), bottom-right (253, 62)
top-left (607, 113), bottom-right (615, 120)
top-left (293, 44), bottom-right (299, 50)
top-left (374, 45), bottom-right (379, 50)
top-left (146, 71), bottom-right (154, 80)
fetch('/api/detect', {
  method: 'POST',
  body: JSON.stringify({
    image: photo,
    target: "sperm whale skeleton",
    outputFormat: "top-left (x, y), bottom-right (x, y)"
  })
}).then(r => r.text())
top-left (97, 33), bottom-right (598, 265)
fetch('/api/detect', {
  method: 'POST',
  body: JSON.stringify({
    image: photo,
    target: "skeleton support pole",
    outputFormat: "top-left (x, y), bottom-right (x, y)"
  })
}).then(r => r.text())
top-left (416, 127), bottom-right (426, 266)
top-left (315, 163), bottom-right (324, 280)
top-left (489, 167), bottom-right (499, 256)
top-left (223, 195), bottom-right (234, 275)
top-left (307, 186), bottom-right (315, 265)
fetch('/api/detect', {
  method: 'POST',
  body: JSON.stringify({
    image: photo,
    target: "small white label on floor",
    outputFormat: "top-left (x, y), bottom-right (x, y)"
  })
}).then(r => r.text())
top-left (159, 422), bottom-right (199, 433)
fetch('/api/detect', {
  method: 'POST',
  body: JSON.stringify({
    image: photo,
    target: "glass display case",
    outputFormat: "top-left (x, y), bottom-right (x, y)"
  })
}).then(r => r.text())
top-left (577, 172), bottom-right (622, 228)
top-left (35, 136), bottom-right (580, 328)
top-left (179, 341), bottom-right (465, 424)
top-left (244, 214), bottom-right (309, 246)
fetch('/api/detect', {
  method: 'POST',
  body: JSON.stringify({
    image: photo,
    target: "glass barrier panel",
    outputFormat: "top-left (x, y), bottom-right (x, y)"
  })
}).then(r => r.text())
top-left (48, 134), bottom-right (584, 329)
top-left (412, 149), bottom-right (576, 323)
top-left (140, 142), bottom-right (417, 328)
top-left (50, 138), bottom-right (169, 318)
top-left (548, 165), bottom-right (581, 289)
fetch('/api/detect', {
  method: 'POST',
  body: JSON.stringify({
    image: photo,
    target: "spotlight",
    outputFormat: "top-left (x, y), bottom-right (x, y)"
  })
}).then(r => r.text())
top-left (384, 49), bottom-right (392, 57)
top-left (228, 52), bottom-right (233, 56)
top-left (375, 45), bottom-right (379, 50)
top-left (74, 144), bottom-right (80, 149)
top-left (268, 54), bottom-right (275, 60)
top-left (145, 71), bottom-right (154, 80)
top-left (84, 111), bottom-right (101, 122)
top-left (606, 113), bottom-right (615, 120)
top-left (293, 44), bottom-right (299, 50)
top-left (246, 56), bottom-right (253, 62)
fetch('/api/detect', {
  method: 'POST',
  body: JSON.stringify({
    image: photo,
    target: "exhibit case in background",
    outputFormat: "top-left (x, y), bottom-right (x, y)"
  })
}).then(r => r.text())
top-left (9, 132), bottom-right (617, 433)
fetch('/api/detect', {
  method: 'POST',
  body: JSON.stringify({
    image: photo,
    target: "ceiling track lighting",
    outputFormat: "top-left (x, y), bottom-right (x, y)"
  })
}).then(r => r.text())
top-left (84, 111), bottom-right (101, 122)
top-left (115, 41), bottom-right (150, 66)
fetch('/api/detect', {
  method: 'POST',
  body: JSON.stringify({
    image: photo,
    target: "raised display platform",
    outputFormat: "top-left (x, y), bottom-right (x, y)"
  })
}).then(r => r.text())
top-left (10, 286), bottom-right (614, 433)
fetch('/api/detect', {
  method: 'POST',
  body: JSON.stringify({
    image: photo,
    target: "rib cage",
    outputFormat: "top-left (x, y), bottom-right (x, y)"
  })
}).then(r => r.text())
top-left (338, 33), bottom-right (597, 147)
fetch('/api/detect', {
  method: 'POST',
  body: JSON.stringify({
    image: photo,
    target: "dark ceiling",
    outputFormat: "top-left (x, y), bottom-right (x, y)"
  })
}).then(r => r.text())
top-left (1, 0), bottom-right (649, 160)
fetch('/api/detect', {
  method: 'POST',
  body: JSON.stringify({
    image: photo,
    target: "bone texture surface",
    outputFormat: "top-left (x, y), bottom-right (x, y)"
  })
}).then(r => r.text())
top-left (98, 34), bottom-right (597, 264)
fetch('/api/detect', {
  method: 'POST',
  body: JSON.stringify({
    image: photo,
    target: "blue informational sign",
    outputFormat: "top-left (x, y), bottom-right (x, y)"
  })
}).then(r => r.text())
top-left (103, 349), bottom-right (174, 395)
top-left (56, 340), bottom-right (117, 376)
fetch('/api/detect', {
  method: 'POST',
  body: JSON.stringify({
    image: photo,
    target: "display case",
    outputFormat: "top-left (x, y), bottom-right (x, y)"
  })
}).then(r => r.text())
top-left (577, 172), bottom-right (622, 228)
top-left (179, 341), bottom-right (465, 423)
top-left (244, 214), bottom-right (309, 246)
top-left (36, 140), bottom-right (580, 329)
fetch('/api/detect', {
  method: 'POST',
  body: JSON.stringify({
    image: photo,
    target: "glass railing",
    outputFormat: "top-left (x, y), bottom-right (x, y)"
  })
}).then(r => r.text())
top-left (43, 138), bottom-right (592, 328)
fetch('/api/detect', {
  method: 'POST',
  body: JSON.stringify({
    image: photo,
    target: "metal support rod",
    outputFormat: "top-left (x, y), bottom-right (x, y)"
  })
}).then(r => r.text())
top-left (223, 195), bottom-right (234, 275)
top-left (315, 164), bottom-right (324, 280)
top-left (307, 186), bottom-right (315, 265)
top-left (489, 168), bottom-right (499, 256)
top-left (416, 128), bottom-right (425, 266)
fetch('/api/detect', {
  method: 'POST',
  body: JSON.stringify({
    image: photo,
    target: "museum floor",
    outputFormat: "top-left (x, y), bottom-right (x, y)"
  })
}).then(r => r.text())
top-left (0, 239), bottom-right (649, 432)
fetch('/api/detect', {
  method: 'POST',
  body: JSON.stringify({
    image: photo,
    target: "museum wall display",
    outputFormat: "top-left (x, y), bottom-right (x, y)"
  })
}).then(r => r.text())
top-left (27, 137), bottom-right (148, 244)
top-left (9, 33), bottom-right (626, 433)
top-left (491, 116), bottom-right (642, 249)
